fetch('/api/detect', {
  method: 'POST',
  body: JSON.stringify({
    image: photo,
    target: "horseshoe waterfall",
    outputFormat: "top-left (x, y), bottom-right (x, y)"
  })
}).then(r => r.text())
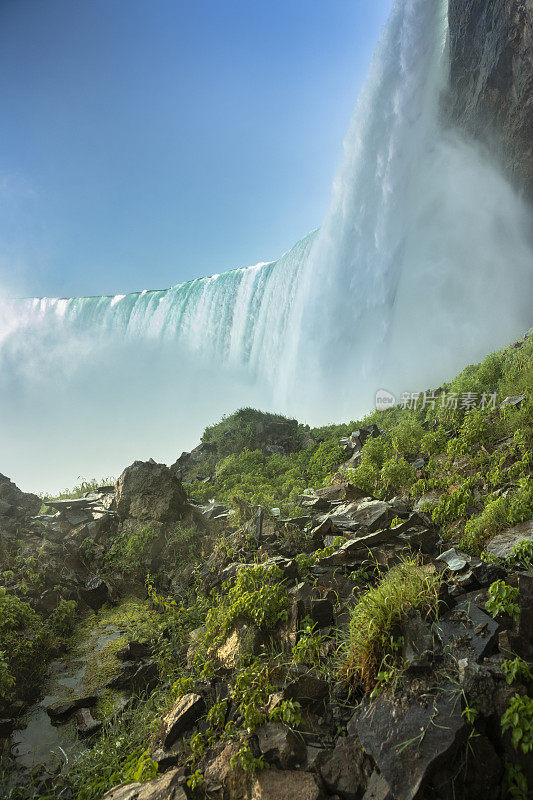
top-left (1, 0), bottom-right (532, 490)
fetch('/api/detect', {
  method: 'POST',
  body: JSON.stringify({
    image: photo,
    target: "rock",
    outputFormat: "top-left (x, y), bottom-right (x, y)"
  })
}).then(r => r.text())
top-left (117, 641), bottom-right (152, 661)
top-left (108, 659), bottom-right (158, 693)
top-left (255, 722), bottom-right (307, 768)
top-left (357, 689), bottom-right (466, 800)
top-left (46, 695), bottom-right (98, 720)
top-left (201, 740), bottom-right (245, 797)
top-left (251, 769), bottom-right (322, 800)
top-left (310, 598), bottom-right (335, 628)
top-left (285, 671), bottom-right (329, 704)
top-left (163, 693), bottom-right (205, 748)
top-left (500, 394), bottom-right (526, 409)
top-left (76, 707), bottom-right (102, 736)
top-left (434, 598), bottom-right (500, 662)
top-left (401, 612), bottom-right (434, 672)
top-left (447, 0), bottom-right (533, 198)
top-left (100, 768), bottom-right (187, 800)
top-left (170, 441), bottom-right (218, 480)
top-left (317, 736), bottom-right (373, 800)
top-left (517, 570), bottom-right (533, 660)
top-left (217, 622), bottom-right (262, 670)
top-left (456, 659), bottom-right (498, 717)
top-left (114, 459), bottom-right (187, 522)
top-left (0, 474), bottom-right (41, 519)
top-left (485, 519), bottom-right (533, 559)
top-left (361, 771), bottom-right (392, 800)
top-left (81, 576), bottom-right (111, 610)
top-left (436, 547), bottom-right (469, 572)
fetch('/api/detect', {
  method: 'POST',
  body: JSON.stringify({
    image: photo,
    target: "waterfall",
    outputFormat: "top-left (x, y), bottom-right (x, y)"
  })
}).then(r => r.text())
top-left (1, 0), bottom-right (532, 490)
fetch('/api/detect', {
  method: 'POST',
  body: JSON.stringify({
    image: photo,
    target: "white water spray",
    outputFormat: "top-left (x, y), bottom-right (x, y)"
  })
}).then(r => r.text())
top-left (1, 0), bottom-right (532, 490)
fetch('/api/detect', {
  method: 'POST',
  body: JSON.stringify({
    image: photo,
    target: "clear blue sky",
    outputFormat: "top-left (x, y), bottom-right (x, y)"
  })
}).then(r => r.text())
top-left (0, 0), bottom-right (392, 298)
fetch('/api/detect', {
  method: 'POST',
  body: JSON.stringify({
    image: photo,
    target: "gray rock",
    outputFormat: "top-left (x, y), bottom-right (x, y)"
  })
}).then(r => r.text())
top-left (45, 694), bottom-right (98, 720)
top-left (434, 598), bottom-right (500, 662)
top-left (485, 519), bottom-right (533, 559)
top-left (310, 598), bottom-right (335, 628)
top-left (317, 735), bottom-right (373, 800)
top-left (357, 689), bottom-right (466, 800)
top-left (100, 768), bottom-right (187, 800)
top-left (76, 707), bottom-right (102, 737)
top-left (255, 722), bottom-right (307, 769)
top-left (447, 0), bottom-right (533, 198)
top-left (114, 459), bottom-right (187, 522)
top-left (401, 612), bottom-right (434, 672)
top-left (436, 547), bottom-right (469, 572)
top-left (163, 693), bottom-right (205, 748)
top-left (362, 771), bottom-right (393, 800)
top-left (0, 473), bottom-right (41, 519)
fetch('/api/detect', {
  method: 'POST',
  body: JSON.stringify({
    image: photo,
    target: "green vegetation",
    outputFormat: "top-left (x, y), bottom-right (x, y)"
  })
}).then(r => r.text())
top-left (339, 557), bottom-right (441, 688)
top-left (502, 657), bottom-right (533, 686)
top-left (485, 579), bottom-right (521, 622)
top-left (0, 590), bottom-right (76, 700)
top-left (501, 694), bottom-right (533, 754)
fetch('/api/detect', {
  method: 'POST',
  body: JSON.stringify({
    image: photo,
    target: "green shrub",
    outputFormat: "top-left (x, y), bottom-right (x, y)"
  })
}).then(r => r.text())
top-left (485, 580), bottom-right (520, 622)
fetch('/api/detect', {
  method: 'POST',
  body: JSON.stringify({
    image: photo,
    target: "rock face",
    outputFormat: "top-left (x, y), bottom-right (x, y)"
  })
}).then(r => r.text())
top-left (114, 460), bottom-right (188, 522)
top-left (163, 694), bottom-right (205, 748)
top-left (447, 0), bottom-right (533, 198)
top-left (0, 473), bottom-right (41, 520)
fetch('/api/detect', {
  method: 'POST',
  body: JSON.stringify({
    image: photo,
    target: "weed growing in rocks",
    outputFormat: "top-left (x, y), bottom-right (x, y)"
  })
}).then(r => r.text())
top-left (339, 557), bottom-right (441, 688)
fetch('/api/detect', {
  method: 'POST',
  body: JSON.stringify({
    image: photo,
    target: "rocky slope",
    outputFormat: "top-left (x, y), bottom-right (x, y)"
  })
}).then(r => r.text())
top-left (447, 0), bottom-right (533, 198)
top-left (0, 332), bottom-right (532, 800)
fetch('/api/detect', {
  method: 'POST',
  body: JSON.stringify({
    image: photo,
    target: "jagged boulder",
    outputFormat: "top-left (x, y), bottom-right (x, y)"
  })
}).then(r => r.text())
top-left (114, 459), bottom-right (188, 522)
top-left (356, 688), bottom-right (466, 800)
top-left (0, 473), bottom-right (41, 519)
top-left (163, 693), bottom-right (205, 748)
top-left (316, 735), bottom-right (373, 800)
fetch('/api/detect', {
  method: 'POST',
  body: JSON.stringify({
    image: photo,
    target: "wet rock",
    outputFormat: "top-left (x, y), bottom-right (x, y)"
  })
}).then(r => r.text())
top-left (81, 576), bottom-right (111, 610)
top-left (316, 735), bottom-right (373, 800)
top-left (76, 707), bottom-right (102, 736)
top-left (255, 722), bottom-right (307, 769)
top-left (251, 769), bottom-right (322, 800)
top-left (45, 694), bottom-right (98, 720)
top-left (434, 598), bottom-right (500, 662)
top-left (108, 659), bottom-right (158, 693)
top-left (217, 621), bottom-right (262, 670)
top-left (100, 768), bottom-right (187, 800)
top-left (114, 459), bottom-right (188, 522)
top-left (163, 693), bottom-right (205, 748)
top-left (486, 519), bottom-right (533, 559)
top-left (357, 688), bottom-right (466, 800)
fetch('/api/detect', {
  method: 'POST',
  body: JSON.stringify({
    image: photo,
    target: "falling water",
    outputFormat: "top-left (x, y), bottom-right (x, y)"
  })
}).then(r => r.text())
top-left (2, 0), bottom-right (532, 490)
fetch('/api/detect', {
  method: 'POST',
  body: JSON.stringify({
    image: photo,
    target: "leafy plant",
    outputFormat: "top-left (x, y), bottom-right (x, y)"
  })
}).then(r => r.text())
top-left (485, 580), bottom-right (520, 622)
top-left (502, 657), bottom-right (533, 686)
top-left (501, 694), bottom-right (533, 754)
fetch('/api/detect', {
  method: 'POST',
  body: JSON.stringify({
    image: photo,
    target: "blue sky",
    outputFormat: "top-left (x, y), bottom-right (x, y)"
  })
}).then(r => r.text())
top-left (0, 0), bottom-right (391, 298)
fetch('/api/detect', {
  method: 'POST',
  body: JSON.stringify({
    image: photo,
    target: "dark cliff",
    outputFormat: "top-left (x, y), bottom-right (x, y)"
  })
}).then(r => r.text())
top-left (447, 0), bottom-right (533, 199)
